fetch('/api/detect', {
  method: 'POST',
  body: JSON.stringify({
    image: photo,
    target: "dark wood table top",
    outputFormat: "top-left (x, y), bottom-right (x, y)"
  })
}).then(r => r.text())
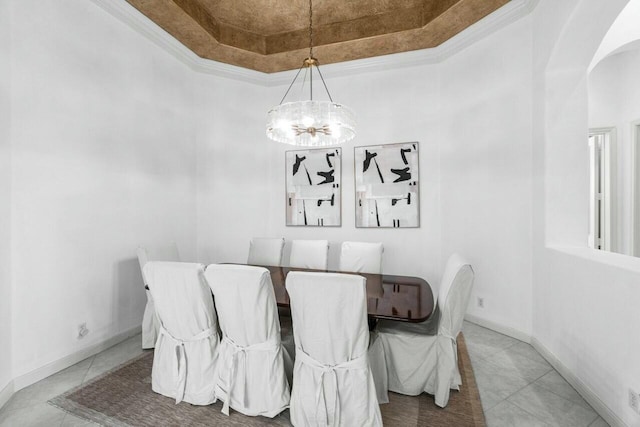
top-left (258, 265), bottom-right (434, 323)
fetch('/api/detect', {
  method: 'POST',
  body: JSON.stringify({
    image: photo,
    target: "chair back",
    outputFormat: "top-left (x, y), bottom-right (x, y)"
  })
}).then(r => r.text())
top-left (286, 272), bottom-right (382, 426)
top-left (137, 243), bottom-right (181, 286)
top-left (144, 261), bottom-right (219, 405)
top-left (437, 254), bottom-right (474, 339)
top-left (205, 264), bottom-right (280, 346)
top-left (247, 237), bottom-right (285, 267)
top-left (137, 247), bottom-right (150, 287)
top-left (286, 272), bottom-right (368, 364)
top-left (144, 262), bottom-right (216, 339)
top-left (289, 239), bottom-right (329, 270)
top-left (204, 264), bottom-right (290, 416)
top-left (339, 241), bottom-right (383, 274)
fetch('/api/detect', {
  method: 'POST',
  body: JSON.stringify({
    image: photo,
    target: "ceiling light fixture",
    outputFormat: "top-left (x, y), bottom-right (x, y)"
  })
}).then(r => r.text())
top-left (266, 0), bottom-right (356, 147)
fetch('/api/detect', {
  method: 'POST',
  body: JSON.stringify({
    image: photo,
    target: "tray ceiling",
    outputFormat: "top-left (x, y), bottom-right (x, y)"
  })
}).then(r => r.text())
top-left (125, 0), bottom-right (511, 73)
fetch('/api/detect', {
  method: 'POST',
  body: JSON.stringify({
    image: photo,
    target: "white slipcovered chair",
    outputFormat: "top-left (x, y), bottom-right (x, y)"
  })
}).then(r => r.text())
top-left (137, 243), bottom-right (181, 349)
top-left (247, 237), bottom-right (285, 266)
top-left (288, 239), bottom-right (329, 270)
top-left (286, 272), bottom-right (383, 427)
top-left (203, 264), bottom-right (291, 417)
top-left (376, 253), bottom-right (474, 407)
top-left (338, 241), bottom-right (384, 274)
top-left (338, 241), bottom-right (387, 403)
top-left (144, 261), bottom-right (220, 405)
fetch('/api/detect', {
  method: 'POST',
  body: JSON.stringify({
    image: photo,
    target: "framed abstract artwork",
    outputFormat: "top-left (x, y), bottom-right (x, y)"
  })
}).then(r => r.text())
top-left (285, 148), bottom-right (341, 227)
top-left (354, 142), bottom-right (419, 228)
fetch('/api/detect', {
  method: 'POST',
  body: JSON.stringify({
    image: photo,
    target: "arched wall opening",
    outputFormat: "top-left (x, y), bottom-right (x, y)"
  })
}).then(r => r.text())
top-left (542, 0), bottom-right (630, 248)
top-left (588, 43), bottom-right (640, 258)
top-left (532, 1), bottom-right (640, 425)
top-left (587, 0), bottom-right (640, 259)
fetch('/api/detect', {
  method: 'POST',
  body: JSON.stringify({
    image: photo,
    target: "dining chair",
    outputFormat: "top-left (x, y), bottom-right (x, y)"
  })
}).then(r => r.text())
top-left (144, 261), bottom-right (220, 405)
top-left (204, 264), bottom-right (290, 417)
top-left (338, 241), bottom-right (384, 274)
top-left (286, 271), bottom-right (383, 426)
top-left (137, 243), bottom-right (181, 349)
top-left (247, 237), bottom-right (285, 266)
top-left (288, 239), bottom-right (329, 270)
top-left (376, 253), bottom-right (474, 407)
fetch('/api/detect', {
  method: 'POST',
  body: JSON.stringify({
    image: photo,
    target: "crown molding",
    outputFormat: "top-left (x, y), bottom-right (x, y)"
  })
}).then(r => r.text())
top-left (90, 0), bottom-right (538, 87)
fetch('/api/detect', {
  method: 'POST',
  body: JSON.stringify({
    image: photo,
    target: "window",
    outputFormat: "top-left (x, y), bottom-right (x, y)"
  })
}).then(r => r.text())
top-left (588, 128), bottom-right (615, 251)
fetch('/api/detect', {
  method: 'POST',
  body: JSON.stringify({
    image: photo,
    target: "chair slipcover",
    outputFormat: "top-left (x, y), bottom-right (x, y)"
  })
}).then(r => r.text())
top-left (289, 240), bottom-right (329, 270)
top-left (338, 241), bottom-right (384, 274)
top-left (137, 243), bottom-right (181, 349)
top-left (367, 332), bottom-right (389, 405)
top-left (286, 272), bottom-right (383, 427)
top-left (204, 264), bottom-right (290, 417)
top-left (377, 253), bottom-right (474, 407)
top-left (144, 261), bottom-right (219, 405)
top-left (247, 237), bottom-right (285, 266)
top-left (337, 242), bottom-right (387, 402)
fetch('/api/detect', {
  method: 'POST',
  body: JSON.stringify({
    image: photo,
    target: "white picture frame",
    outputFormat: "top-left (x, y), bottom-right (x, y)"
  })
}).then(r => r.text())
top-left (354, 142), bottom-right (419, 228)
top-left (285, 147), bottom-right (341, 227)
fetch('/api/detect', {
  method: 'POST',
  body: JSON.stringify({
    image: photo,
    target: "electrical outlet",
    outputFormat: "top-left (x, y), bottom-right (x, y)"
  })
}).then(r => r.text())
top-left (477, 297), bottom-right (484, 308)
top-left (630, 388), bottom-right (640, 414)
top-left (77, 322), bottom-right (89, 339)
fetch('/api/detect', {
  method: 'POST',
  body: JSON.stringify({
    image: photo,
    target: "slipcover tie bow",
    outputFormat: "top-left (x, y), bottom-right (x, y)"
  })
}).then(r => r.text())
top-left (219, 336), bottom-right (280, 416)
top-left (157, 325), bottom-right (216, 404)
top-left (295, 347), bottom-right (368, 427)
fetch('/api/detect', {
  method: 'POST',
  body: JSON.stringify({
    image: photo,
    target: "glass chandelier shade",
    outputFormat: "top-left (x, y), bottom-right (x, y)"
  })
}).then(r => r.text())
top-left (267, 99), bottom-right (356, 147)
top-left (266, 0), bottom-right (356, 147)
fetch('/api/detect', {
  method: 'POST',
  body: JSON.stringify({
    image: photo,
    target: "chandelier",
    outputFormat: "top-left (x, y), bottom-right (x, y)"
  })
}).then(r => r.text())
top-left (266, 0), bottom-right (356, 147)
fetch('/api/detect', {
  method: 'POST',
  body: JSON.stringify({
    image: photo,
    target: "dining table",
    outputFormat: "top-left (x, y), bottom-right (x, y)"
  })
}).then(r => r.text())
top-left (251, 265), bottom-right (434, 323)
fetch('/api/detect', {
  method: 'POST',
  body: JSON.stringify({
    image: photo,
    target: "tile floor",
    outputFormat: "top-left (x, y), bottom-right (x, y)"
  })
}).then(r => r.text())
top-left (0, 322), bottom-right (610, 427)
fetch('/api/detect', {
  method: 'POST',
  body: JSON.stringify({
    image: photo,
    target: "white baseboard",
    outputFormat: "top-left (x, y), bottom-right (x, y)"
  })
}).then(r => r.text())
top-left (464, 314), bottom-right (532, 343)
top-left (530, 337), bottom-right (627, 427)
top-left (0, 380), bottom-right (14, 411)
top-left (12, 325), bottom-right (142, 392)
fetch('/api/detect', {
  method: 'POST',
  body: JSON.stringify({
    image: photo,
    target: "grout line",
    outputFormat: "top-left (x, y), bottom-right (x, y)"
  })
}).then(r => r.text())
top-left (506, 380), bottom-right (598, 426)
top-left (80, 356), bottom-right (97, 385)
top-left (504, 387), bottom-right (554, 426)
top-left (503, 400), bottom-right (554, 427)
top-left (588, 417), bottom-right (606, 427)
top-left (531, 376), bottom-right (598, 412)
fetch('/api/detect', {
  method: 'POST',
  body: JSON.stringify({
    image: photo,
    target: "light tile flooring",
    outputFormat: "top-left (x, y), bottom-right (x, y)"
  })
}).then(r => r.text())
top-left (0, 322), bottom-right (609, 427)
top-left (463, 322), bottom-right (608, 427)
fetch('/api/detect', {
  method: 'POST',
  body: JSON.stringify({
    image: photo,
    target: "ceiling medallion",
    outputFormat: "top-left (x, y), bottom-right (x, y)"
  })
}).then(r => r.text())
top-left (266, 0), bottom-right (356, 147)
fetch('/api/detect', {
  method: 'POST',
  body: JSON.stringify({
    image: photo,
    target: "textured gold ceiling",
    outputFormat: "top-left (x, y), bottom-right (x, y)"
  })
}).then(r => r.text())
top-left (126, 0), bottom-right (510, 73)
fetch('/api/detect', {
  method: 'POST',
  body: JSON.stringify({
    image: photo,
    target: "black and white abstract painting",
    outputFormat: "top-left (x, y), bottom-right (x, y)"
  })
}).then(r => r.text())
top-left (286, 148), bottom-right (341, 227)
top-left (355, 142), bottom-right (419, 228)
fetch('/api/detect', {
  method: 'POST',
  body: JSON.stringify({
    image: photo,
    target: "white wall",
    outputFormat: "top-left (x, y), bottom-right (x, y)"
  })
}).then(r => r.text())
top-left (195, 72), bottom-right (270, 265)
top-left (194, 15), bottom-right (535, 335)
top-left (0, 0), bottom-right (14, 396)
top-left (532, 0), bottom-right (640, 425)
top-left (440, 16), bottom-right (533, 334)
top-left (590, 0), bottom-right (640, 71)
top-left (195, 57), bottom-right (443, 285)
top-left (8, 0), bottom-right (199, 378)
top-left (589, 48), bottom-right (640, 256)
top-left (262, 65), bottom-right (443, 283)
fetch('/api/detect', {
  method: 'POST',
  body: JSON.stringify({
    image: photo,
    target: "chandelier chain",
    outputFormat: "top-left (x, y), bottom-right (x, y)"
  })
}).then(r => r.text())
top-left (266, 0), bottom-right (356, 147)
top-left (309, 0), bottom-right (313, 58)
